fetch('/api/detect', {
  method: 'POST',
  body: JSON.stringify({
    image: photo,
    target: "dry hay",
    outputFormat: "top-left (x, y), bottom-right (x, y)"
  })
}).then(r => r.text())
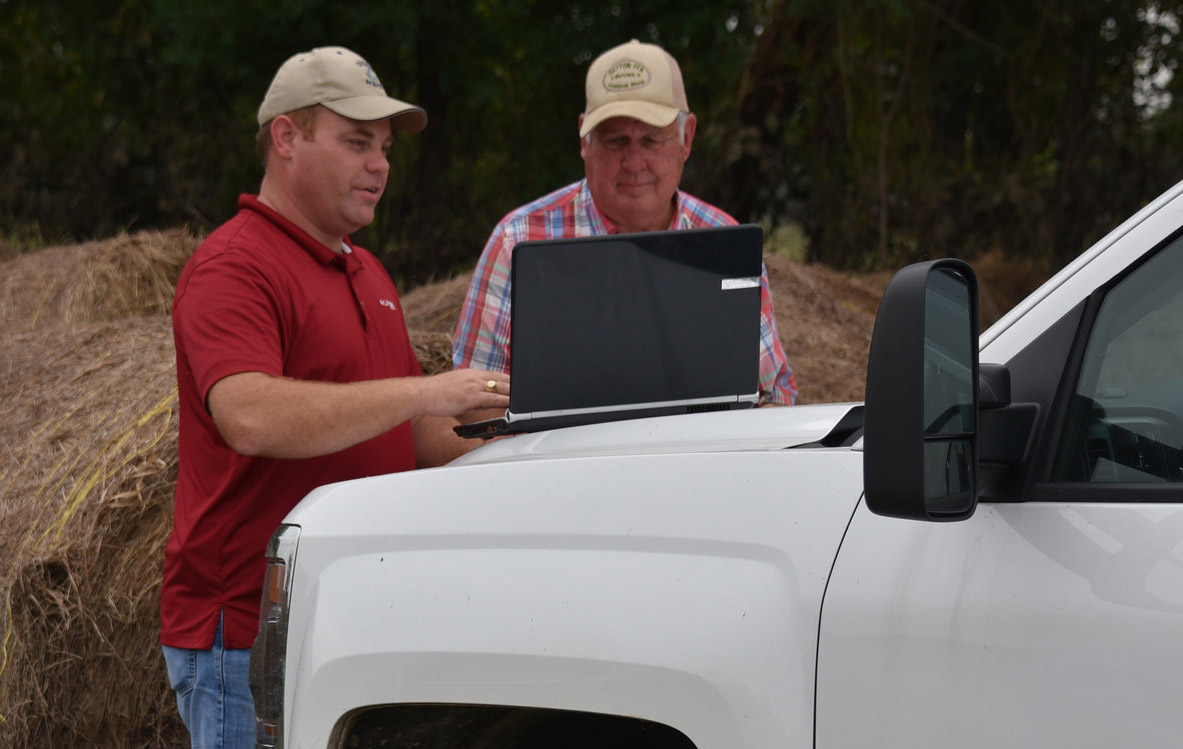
top-left (0, 229), bottom-right (199, 334)
top-left (0, 317), bottom-right (183, 747)
top-left (763, 253), bottom-right (890, 404)
top-left (0, 227), bottom-right (1045, 746)
top-left (763, 249), bottom-right (1045, 404)
top-left (401, 274), bottom-right (472, 335)
top-left (0, 230), bottom-right (198, 746)
top-left (972, 247), bottom-right (1050, 325)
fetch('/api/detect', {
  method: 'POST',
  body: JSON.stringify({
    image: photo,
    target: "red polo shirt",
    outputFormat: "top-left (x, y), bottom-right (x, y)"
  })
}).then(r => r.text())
top-left (162, 195), bottom-right (421, 649)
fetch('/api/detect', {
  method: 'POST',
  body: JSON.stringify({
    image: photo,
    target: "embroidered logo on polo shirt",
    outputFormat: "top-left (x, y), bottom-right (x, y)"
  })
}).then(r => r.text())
top-left (379, 298), bottom-right (398, 311)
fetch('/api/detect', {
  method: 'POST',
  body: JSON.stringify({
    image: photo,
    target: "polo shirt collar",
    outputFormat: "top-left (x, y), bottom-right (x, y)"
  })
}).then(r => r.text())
top-left (237, 194), bottom-right (355, 265)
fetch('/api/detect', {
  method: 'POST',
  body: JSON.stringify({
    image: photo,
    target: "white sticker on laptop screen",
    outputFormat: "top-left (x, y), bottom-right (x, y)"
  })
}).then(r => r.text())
top-left (721, 277), bottom-right (760, 290)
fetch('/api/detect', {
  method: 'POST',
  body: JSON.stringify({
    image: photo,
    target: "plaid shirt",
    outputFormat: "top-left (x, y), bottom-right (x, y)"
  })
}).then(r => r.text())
top-left (452, 179), bottom-right (797, 404)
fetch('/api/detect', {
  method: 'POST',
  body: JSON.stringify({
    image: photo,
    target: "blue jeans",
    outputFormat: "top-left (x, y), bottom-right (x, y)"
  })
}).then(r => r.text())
top-left (162, 612), bottom-right (255, 749)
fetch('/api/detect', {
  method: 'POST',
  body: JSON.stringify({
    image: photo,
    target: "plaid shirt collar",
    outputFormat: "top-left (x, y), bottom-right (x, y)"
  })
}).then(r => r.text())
top-left (579, 179), bottom-right (687, 234)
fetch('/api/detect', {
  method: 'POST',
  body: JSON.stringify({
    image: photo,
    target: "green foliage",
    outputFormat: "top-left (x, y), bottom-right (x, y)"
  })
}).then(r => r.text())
top-left (2, 0), bottom-right (1182, 280)
top-left (703, 0), bottom-right (1183, 270)
top-left (0, 0), bottom-right (160, 243)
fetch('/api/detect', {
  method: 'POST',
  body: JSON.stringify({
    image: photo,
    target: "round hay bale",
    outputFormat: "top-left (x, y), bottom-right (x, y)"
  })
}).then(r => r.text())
top-left (400, 273), bottom-right (471, 335)
top-left (0, 229), bottom-right (199, 333)
top-left (764, 253), bottom-right (890, 404)
top-left (412, 330), bottom-right (457, 376)
top-left (0, 317), bottom-right (186, 747)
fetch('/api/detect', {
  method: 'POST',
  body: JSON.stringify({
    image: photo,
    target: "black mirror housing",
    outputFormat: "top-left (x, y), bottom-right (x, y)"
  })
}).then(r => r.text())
top-left (864, 259), bottom-right (980, 521)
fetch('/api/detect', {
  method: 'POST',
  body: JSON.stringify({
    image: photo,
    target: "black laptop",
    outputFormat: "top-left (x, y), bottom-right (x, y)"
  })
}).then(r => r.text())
top-left (455, 224), bottom-right (765, 438)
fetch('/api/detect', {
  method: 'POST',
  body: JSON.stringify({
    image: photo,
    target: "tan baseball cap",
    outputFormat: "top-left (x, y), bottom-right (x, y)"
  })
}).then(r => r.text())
top-left (580, 39), bottom-right (688, 138)
top-left (257, 46), bottom-right (427, 133)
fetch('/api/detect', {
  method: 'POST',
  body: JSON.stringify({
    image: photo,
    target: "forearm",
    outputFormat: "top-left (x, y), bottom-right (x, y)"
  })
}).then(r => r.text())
top-left (413, 414), bottom-right (478, 468)
top-left (209, 372), bottom-right (430, 459)
top-left (209, 368), bottom-right (510, 460)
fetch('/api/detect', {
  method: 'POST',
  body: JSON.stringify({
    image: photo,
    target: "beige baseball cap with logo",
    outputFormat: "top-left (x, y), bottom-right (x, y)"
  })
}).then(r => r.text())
top-left (257, 46), bottom-right (427, 133)
top-left (580, 39), bottom-right (688, 138)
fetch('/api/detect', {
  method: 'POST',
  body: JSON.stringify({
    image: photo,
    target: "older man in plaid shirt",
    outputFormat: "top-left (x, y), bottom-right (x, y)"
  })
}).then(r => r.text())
top-left (453, 39), bottom-right (798, 406)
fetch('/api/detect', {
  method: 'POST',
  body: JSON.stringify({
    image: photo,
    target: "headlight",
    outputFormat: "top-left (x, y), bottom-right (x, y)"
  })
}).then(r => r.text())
top-left (250, 524), bottom-right (300, 748)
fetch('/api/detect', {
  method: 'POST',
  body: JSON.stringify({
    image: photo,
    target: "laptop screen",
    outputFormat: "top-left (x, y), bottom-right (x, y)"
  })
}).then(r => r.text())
top-left (508, 224), bottom-right (764, 417)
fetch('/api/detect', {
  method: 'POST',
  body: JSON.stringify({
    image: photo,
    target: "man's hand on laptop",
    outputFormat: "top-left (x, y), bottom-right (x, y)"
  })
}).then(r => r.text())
top-left (419, 369), bottom-right (509, 418)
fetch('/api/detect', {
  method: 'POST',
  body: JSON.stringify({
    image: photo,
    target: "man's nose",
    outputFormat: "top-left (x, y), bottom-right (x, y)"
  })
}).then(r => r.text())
top-left (620, 140), bottom-right (646, 170)
top-left (368, 152), bottom-right (390, 174)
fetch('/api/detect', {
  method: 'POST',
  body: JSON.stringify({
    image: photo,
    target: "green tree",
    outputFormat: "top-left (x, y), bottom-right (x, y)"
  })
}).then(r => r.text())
top-left (708, 0), bottom-right (1183, 271)
top-left (0, 0), bottom-right (160, 243)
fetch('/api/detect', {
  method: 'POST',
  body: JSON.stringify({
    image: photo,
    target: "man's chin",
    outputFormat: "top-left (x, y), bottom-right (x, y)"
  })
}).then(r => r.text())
top-left (614, 185), bottom-right (658, 199)
top-left (343, 209), bottom-right (377, 234)
top-left (604, 199), bottom-right (670, 232)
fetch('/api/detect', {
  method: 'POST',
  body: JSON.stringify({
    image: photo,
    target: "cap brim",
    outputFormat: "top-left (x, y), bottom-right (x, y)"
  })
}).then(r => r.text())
top-left (323, 97), bottom-right (428, 133)
top-left (579, 101), bottom-right (680, 138)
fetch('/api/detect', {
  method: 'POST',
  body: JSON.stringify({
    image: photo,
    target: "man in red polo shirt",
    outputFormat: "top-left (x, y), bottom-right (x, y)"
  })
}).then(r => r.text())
top-left (161, 46), bottom-right (509, 748)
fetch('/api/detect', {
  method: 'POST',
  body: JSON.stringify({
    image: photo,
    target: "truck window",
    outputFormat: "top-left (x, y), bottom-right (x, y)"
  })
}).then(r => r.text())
top-left (1053, 235), bottom-right (1183, 482)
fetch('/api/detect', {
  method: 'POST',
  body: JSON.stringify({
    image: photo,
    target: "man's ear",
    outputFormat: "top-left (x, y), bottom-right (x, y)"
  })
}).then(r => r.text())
top-left (681, 112), bottom-right (697, 160)
top-left (578, 113), bottom-right (588, 159)
top-left (269, 115), bottom-right (300, 160)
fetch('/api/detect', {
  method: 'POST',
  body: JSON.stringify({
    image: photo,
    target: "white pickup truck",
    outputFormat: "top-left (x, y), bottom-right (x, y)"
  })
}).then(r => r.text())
top-left (250, 180), bottom-right (1183, 749)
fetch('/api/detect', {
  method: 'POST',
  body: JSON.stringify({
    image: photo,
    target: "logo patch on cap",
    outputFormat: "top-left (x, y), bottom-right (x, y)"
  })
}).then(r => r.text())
top-left (603, 60), bottom-right (650, 93)
top-left (357, 59), bottom-right (383, 90)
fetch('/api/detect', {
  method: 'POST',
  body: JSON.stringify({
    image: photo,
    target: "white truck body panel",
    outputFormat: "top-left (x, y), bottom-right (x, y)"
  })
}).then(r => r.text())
top-left (283, 437), bottom-right (865, 747)
top-left (819, 501), bottom-right (1183, 748)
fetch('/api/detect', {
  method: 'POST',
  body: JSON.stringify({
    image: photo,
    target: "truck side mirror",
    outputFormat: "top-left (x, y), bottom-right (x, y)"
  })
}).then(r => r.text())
top-left (864, 259), bottom-right (979, 521)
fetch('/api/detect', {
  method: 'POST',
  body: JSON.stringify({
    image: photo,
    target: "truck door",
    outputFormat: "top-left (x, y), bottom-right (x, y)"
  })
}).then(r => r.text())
top-left (817, 233), bottom-right (1183, 747)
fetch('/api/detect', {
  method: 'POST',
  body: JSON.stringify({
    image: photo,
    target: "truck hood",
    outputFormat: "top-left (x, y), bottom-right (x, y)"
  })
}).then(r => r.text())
top-left (280, 402), bottom-right (869, 748)
top-left (450, 402), bottom-right (863, 467)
